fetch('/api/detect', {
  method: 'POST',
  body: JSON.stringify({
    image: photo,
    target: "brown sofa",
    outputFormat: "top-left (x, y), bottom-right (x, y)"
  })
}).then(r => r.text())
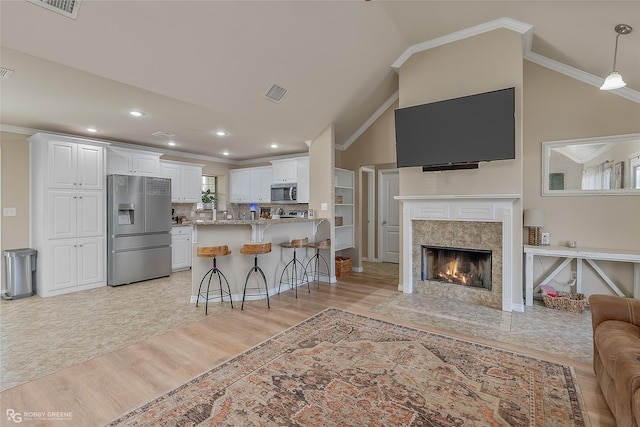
top-left (590, 294), bottom-right (640, 427)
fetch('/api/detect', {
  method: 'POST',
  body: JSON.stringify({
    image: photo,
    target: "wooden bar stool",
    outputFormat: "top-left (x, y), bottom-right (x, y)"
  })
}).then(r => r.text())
top-left (196, 245), bottom-right (233, 315)
top-left (305, 238), bottom-right (331, 288)
top-left (278, 237), bottom-right (310, 298)
top-left (240, 243), bottom-right (272, 310)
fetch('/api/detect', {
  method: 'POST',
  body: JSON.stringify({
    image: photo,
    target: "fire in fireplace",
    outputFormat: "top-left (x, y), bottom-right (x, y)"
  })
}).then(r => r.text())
top-left (422, 246), bottom-right (492, 291)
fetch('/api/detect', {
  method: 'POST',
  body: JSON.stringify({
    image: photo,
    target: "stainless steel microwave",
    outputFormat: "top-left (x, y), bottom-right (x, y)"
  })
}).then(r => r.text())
top-left (271, 184), bottom-right (297, 204)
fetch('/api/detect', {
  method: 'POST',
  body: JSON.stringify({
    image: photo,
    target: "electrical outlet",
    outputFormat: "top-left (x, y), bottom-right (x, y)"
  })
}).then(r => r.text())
top-left (541, 232), bottom-right (550, 245)
top-left (570, 271), bottom-right (577, 280)
top-left (3, 207), bottom-right (16, 216)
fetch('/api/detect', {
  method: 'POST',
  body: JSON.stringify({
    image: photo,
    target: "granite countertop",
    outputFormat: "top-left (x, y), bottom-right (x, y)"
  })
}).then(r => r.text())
top-left (183, 218), bottom-right (320, 226)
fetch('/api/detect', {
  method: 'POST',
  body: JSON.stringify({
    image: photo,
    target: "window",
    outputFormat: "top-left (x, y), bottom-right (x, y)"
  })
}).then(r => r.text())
top-left (201, 175), bottom-right (217, 207)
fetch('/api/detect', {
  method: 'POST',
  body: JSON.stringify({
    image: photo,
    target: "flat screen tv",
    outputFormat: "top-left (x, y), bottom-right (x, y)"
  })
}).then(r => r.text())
top-left (395, 87), bottom-right (515, 171)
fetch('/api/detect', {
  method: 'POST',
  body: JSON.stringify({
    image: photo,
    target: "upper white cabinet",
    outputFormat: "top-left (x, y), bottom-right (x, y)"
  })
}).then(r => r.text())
top-left (229, 166), bottom-right (272, 203)
top-left (271, 159), bottom-right (298, 184)
top-left (107, 147), bottom-right (161, 176)
top-left (159, 160), bottom-right (203, 203)
top-left (29, 133), bottom-right (108, 298)
top-left (48, 141), bottom-right (104, 190)
top-left (270, 157), bottom-right (309, 203)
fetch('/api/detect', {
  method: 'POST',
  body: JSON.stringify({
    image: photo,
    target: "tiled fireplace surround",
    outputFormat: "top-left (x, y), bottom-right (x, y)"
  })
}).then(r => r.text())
top-left (399, 195), bottom-right (521, 312)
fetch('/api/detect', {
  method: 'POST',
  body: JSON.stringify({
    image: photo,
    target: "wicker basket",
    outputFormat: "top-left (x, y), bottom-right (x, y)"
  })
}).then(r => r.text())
top-left (335, 256), bottom-right (352, 277)
top-left (335, 195), bottom-right (343, 204)
top-left (542, 291), bottom-right (588, 313)
top-left (335, 216), bottom-right (343, 226)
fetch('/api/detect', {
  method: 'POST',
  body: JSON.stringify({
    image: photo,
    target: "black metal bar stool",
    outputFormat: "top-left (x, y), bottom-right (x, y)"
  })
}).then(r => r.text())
top-left (278, 237), bottom-right (310, 298)
top-left (196, 245), bottom-right (233, 315)
top-left (240, 242), bottom-right (272, 310)
top-left (305, 238), bottom-right (331, 288)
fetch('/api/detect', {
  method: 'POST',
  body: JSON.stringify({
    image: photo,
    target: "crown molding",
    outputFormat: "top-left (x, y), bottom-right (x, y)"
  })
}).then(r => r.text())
top-left (524, 52), bottom-right (640, 104)
top-left (391, 17), bottom-right (534, 72)
top-left (336, 90), bottom-right (399, 151)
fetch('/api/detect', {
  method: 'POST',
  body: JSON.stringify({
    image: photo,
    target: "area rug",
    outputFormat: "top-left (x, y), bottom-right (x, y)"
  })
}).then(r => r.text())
top-left (108, 308), bottom-right (589, 426)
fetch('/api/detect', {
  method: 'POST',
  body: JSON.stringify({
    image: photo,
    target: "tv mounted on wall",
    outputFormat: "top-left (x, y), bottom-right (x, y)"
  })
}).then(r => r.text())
top-left (394, 87), bottom-right (515, 171)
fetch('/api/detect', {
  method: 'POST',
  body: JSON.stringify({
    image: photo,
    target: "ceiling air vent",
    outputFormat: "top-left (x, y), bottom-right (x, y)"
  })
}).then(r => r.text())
top-left (26, 0), bottom-right (81, 19)
top-left (0, 68), bottom-right (15, 79)
top-left (264, 84), bottom-right (288, 103)
top-left (152, 131), bottom-right (176, 138)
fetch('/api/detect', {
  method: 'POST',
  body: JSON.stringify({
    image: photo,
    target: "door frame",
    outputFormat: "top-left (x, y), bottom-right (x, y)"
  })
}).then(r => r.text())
top-left (360, 166), bottom-right (376, 262)
top-left (377, 168), bottom-right (399, 263)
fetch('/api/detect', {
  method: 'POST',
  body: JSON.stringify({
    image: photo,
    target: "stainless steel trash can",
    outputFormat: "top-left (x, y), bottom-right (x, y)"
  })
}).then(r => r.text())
top-left (3, 248), bottom-right (37, 299)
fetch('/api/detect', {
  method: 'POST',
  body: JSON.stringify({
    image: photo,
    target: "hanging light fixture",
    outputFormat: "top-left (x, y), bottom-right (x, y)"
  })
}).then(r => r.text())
top-left (600, 24), bottom-right (633, 90)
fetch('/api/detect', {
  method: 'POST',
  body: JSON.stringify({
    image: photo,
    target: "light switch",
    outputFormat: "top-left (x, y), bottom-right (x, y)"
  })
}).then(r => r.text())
top-left (3, 207), bottom-right (16, 217)
top-left (321, 203), bottom-right (328, 211)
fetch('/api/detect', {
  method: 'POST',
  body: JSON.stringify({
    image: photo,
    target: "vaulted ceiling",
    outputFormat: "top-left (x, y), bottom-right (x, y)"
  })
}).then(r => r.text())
top-left (1, 1), bottom-right (638, 162)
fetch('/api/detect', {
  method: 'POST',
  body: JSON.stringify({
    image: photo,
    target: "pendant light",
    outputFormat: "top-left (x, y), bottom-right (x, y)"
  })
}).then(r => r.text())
top-left (600, 24), bottom-right (633, 90)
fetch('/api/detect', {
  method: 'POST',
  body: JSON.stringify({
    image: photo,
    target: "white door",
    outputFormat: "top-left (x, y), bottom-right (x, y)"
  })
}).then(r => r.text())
top-left (160, 162), bottom-right (182, 202)
top-left (132, 154), bottom-right (158, 176)
top-left (172, 233), bottom-right (191, 271)
top-left (77, 144), bottom-right (103, 189)
top-left (49, 191), bottom-right (77, 239)
top-left (181, 166), bottom-right (203, 203)
top-left (50, 240), bottom-right (77, 290)
top-left (77, 191), bottom-right (104, 237)
top-left (77, 237), bottom-right (104, 285)
top-left (230, 169), bottom-right (251, 203)
top-left (379, 169), bottom-right (400, 263)
top-left (48, 141), bottom-right (77, 189)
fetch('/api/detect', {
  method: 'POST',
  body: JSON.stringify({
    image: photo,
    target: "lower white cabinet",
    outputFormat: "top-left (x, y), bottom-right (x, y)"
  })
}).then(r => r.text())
top-left (171, 226), bottom-right (192, 271)
top-left (50, 237), bottom-right (105, 292)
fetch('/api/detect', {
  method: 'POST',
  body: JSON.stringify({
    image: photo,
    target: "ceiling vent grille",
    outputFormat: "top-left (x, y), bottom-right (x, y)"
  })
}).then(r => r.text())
top-left (0, 68), bottom-right (15, 79)
top-left (264, 84), bottom-right (288, 103)
top-left (26, 0), bottom-right (81, 19)
top-left (152, 131), bottom-right (176, 138)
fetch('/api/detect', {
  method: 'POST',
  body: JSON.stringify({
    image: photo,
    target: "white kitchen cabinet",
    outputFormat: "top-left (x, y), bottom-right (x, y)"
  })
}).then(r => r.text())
top-left (271, 159), bottom-right (298, 184)
top-left (229, 168), bottom-right (251, 203)
top-left (171, 226), bottom-right (192, 271)
top-left (269, 157), bottom-right (309, 203)
top-left (48, 191), bottom-right (104, 240)
top-left (159, 160), bottom-right (204, 203)
top-left (50, 237), bottom-right (104, 291)
top-left (48, 141), bottom-right (104, 190)
top-left (29, 133), bottom-right (108, 298)
top-left (250, 166), bottom-right (272, 203)
top-left (230, 166), bottom-right (272, 203)
top-left (107, 147), bottom-right (161, 176)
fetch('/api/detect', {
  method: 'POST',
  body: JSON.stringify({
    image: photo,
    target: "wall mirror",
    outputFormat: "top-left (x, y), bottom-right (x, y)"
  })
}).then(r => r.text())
top-left (542, 133), bottom-right (640, 196)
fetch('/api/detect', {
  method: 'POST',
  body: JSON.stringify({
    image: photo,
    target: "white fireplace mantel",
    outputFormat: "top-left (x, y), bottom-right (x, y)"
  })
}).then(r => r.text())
top-left (396, 194), bottom-right (522, 312)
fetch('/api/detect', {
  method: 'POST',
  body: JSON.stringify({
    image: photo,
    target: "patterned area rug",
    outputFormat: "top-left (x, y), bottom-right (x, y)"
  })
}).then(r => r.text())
top-left (108, 308), bottom-right (589, 426)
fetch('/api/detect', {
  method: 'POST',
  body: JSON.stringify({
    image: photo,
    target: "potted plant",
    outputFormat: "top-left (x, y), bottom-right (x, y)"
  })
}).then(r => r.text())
top-left (201, 189), bottom-right (216, 210)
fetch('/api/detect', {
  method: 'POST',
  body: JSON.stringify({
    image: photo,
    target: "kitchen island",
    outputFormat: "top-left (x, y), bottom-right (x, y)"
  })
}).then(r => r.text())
top-left (184, 218), bottom-right (329, 306)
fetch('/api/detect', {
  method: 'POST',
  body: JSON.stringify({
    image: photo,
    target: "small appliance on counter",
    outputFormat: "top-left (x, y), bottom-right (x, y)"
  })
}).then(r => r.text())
top-left (280, 210), bottom-right (307, 218)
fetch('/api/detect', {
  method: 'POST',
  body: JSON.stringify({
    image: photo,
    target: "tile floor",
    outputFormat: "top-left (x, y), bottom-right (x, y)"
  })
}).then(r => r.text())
top-left (0, 263), bottom-right (594, 392)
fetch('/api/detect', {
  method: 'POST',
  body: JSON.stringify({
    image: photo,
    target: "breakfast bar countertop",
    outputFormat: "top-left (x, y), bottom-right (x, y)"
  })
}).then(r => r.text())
top-left (183, 217), bottom-right (319, 226)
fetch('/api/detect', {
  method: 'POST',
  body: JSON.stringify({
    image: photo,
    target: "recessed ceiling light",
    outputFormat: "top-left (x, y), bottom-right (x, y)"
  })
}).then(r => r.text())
top-left (129, 110), bottom-right (145, 117)
top-left (86, 128), bottom-right (98, 133)
top-left (222, 151), bottom-right (230, 156)
top-left (167, 141), bottom-right (177, 147)
top-left (216, 130), bottom-right (228, 137)
top-left (270, 143), bottom-right (279, 149)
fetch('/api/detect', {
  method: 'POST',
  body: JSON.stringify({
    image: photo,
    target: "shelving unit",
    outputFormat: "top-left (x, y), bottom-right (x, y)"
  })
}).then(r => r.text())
top-left (334, 168), bottom-right (354, 251)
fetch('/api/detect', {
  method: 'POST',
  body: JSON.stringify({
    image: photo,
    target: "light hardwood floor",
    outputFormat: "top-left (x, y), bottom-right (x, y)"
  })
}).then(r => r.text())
top-left (0, 269), bottom-right (614, 426)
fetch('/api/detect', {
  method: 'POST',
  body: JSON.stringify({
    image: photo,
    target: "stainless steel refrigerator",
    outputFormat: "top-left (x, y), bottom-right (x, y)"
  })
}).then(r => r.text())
top-left (107, 175), bottom-right (172, 286)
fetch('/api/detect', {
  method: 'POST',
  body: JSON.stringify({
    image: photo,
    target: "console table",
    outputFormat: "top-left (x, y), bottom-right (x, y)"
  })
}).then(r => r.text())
top-left (524, 245), bottom-right (640, 306)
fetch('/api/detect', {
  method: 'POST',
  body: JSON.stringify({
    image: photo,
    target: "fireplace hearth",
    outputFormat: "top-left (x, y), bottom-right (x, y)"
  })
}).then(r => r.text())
top-left (422, 245), bottom-right (492, 291)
